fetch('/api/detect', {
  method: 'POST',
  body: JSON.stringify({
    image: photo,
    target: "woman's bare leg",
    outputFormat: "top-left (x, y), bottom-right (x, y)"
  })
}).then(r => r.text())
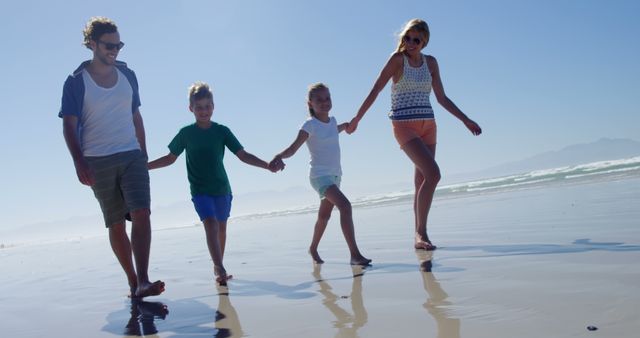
top-left (403, 139), bottom-right (440, 250)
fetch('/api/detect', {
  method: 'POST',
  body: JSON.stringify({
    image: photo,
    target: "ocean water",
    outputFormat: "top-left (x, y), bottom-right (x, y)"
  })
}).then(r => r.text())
top-left (2, 156), bottom-right (639, 248)
top-left (234, 156), bottom-right (640, 220)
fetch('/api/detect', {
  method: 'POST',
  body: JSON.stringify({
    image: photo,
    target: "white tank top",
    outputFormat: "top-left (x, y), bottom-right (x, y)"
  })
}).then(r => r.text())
top-left (80, 69), bottom-right (140, 156)
top-left (389, 54), bottom-right (435, 121)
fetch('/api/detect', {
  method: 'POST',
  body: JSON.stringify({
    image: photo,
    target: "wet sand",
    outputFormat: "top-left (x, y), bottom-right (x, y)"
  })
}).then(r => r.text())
top-left (1, 177), bottom-right (639, 337)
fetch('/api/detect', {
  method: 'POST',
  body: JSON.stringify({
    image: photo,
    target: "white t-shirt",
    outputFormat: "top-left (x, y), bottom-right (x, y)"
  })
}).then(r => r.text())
top-left (300, 116), bottom-right (342, 178)
top-left (80, 69), bottom-right (140, 156)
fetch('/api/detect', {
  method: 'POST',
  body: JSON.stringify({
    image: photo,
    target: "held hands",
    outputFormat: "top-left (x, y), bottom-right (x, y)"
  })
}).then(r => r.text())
top-left (268, 155), bottom-right (286, 173)
top-left (345, 117), bottom-right (360, 134)
top-left (464, 118), bottom-right (482, 136)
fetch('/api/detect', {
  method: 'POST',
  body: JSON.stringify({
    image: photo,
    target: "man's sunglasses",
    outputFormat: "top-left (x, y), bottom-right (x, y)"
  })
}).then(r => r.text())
top-left (98, 40), bottom-right (125, 51)
top-left (402, 35), bottom-right (422, 45)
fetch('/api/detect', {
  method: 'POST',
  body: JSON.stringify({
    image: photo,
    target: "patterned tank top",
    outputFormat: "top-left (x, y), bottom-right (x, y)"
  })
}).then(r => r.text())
top-left (389, 54), bottom-right (434, 121)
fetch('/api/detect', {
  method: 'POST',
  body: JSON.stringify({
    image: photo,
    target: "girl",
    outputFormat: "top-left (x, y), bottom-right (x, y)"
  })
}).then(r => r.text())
top-left (346, 19), bottom-right (482, 250)
top-left (271, 83), bottom-right (371, 266)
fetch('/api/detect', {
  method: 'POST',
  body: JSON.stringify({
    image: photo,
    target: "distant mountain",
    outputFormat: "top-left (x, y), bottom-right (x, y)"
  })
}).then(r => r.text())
top-left (449, 138), bottom-right (640, 183)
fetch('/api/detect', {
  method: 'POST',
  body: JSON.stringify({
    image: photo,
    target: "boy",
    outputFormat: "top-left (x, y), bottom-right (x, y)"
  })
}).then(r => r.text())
top-left (148, 82), bottom-right (283, 285)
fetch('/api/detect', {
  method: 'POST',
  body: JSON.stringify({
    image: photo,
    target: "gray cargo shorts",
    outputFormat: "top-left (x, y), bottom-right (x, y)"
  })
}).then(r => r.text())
top-left (85, 150), bottom-right (150, 227)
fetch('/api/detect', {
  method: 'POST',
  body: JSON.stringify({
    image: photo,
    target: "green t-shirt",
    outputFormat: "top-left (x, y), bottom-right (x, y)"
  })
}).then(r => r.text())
top-left (169, 122), bottom-right (243, 196)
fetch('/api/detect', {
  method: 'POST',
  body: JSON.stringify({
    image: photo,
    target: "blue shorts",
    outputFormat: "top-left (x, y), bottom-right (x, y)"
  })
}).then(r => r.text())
top-left (309, 175), bottom-right (341, 199)
top-left (191, 194), bottom-right (233, 221)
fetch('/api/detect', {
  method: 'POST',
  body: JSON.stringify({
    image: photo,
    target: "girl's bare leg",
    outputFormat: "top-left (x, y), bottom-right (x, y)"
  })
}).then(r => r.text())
top-left (324, 185), bottom-right (371, 265)
top-left (309, 198), bottom-right (334, 264)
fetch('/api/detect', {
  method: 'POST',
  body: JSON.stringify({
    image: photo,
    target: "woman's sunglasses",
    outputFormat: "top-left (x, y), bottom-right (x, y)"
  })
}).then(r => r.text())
top-left (98, 40), bottom-right (125, 51)
top-left (402, 35), bottom-right (422, 45)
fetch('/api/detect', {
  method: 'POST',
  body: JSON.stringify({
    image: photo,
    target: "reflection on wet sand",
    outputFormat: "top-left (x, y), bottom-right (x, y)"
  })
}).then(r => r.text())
top-left (124, 299), bottom-right (169, 337)
top-left (313, 265), bottom-right (368, 338)
top-left (417, 251), bottom-right (460, 338)
top-left (214, 286), bottom-right (245, 338)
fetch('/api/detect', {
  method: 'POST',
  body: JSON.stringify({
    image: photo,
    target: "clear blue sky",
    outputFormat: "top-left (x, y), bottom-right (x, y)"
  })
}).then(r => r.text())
top-left (1, 0), bottom-right (639, 227)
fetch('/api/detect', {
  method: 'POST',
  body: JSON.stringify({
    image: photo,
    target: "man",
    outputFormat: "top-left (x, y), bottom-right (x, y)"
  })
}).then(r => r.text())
top-left (59, 17), bottom-right (164, 298)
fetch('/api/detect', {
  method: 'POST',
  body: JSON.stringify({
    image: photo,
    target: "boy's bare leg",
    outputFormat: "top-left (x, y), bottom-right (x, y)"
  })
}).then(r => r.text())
top-left (108, 221), bottom-right (138, 296)
top-left (130, 208), bottom-right (165, 297)
top-left (309, 199), bottom-right (333, 264)
top-left (202, 217), bottom-right (229, 284)
top-left (218, 220), bottom-right (227, 260)
top-left (323, 186), bottom-right (371, 266)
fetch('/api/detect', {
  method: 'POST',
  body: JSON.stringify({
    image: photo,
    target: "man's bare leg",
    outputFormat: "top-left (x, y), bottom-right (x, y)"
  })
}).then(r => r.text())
top-left (109, 221), bottom-right (138, 296)
top-left (130, 208), bottom-right (164, 297)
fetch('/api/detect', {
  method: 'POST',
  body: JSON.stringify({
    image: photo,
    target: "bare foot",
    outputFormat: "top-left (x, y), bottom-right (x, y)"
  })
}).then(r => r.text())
top-left (415, 233), bottom-right (437, 251)
top-left (214, 266), bottom-right (232, 286)
top-left (350, 255), bottom-right (372, 266)
top-left (414, 240), bottom-right (437, 250)
top-left (309, 248), bottom-right (324, 264)
top-left (216, 275), bottom-right (232, 286)
top-left (135, 280), bottom-right (165, 298)
top-left (127, 279), bottom-right (139, 298)
top-left (128, 286), bottom-right (139, 299)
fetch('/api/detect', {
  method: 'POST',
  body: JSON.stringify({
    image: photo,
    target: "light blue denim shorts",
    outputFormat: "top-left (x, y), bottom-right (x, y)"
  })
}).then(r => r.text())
top-left (309, 175), bottom-right (341, 199)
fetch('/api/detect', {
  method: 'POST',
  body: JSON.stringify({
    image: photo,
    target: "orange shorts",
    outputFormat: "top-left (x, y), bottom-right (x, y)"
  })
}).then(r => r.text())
top-left (392, 119), bottom-right (437, 148)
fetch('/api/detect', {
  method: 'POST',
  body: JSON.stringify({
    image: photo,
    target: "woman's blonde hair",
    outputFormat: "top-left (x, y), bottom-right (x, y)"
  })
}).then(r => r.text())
top-left (395, 19), bottom-right (430, 53)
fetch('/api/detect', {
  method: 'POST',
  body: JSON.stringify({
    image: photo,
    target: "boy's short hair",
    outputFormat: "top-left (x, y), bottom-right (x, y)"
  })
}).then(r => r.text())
top-left (188, 82), bottom-right (214, 105)
top-left (83, 17), bottom-right (118, 49)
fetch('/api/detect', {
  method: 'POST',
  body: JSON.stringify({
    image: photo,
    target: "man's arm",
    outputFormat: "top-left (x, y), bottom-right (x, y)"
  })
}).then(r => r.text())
top-left (63, 115), bottom-right (94, 186)
top-left (132, 109), bottom-right (148, 158)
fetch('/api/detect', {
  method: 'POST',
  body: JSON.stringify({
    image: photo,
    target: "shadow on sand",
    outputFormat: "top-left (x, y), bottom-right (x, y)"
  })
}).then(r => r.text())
top-left (313, 264), bottom-right (368, 338)
top-left (443, 238), bottom-right (640, 257)
top-left (417, 251), bottom-right (460, 338)
top-left (103, 299), bottom-right (168, 337)
top-left (103, 287), bottom-right (245, 337)
top-left (224, 278), bottom-right (317, 299)
top-left (364, 238), bottom-right (640, 275)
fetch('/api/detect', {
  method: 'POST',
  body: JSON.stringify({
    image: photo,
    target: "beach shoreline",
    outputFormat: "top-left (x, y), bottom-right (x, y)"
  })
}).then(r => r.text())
top-left (1, 177), bottom-right (639, 337)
